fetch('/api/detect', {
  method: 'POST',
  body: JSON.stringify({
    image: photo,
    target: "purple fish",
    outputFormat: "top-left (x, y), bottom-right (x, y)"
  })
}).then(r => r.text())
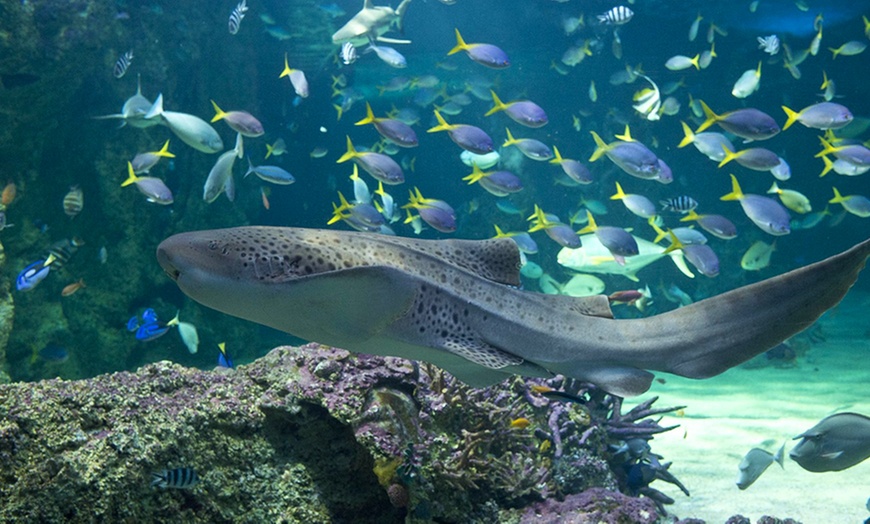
top-left (681, 211), bottom-right (737, 239)
top-left (447, 29), bottom-right (510, 69)
top-left (485, 90), bottom-right (547, 128)
top-left (427, 111), bottom-right (494, 154)
top-left (551, 147), bottom-right (593, 184)
top-left (721, 175), bottom-right (790, 236)
top-left (697, 101), bottom-right (780, 141)
top-left (783, 102), bottom-right (853, 130)
top-left (683, 244), bottom-right (720, 277)
top-left (504, 128), bottom-right (552, 160)
top-left (337, 137), bottom-right (404, 185)
top-left (545, 223), bottom-right (581, 248)
top-left (122, 162), bottom-right (173, 205)
top-left (590, 132), bottom-right (661, 180)
top-left (210, 101), bottom-right (264, 137)
top-left (719, 146), bottom-right (781, 171)
top-left (355, 103), bottom-right (418, 148)
top-left (464, 167), bottom-right (523, 197)
top-left (594, 226), bottom-right (639, 262)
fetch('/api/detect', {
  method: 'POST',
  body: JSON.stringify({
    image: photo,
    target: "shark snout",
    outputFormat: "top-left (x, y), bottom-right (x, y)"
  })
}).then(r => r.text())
top-left (156, 234), bottom-right (186, 282)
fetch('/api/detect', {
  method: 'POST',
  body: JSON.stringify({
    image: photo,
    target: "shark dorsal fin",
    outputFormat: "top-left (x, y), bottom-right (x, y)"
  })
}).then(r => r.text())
top-left (381, 236), bottom-right (522, 287)
top-left (540, 293), bottom-right (615, 319)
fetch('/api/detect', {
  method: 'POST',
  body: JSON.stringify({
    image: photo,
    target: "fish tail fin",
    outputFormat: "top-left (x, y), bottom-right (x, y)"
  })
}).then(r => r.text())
top-left (461, 164), bottom-right (486, 185)
top-left (279, 53), bottom-right (292, 78)
top-left (588, 131), bottom-right (609, 162)
top-left (766, 181), bottom-right (781, 195)
top-left (210, 100), bottom-right (226, 123)
top-left (649, 219), bottom-right (668, 243)
top-left (549, 145), bottom-right (564, 164)
top-left (426, 110), bottom-right (451, 133)
top-left (155, 140), bottom-right (175, 158)
top-left (828, 187), bottom-right (847, 204)
top-left (610, 181), bottom-right (626, 201)
top-left (336, 136), bottom-right (357, 163)
top-left (484, 90), bottom-right (505, 117)
top-left (690, 54), bottom-right (700, 70)
top-left (677, 121), bottom-right (695, 148)
top-left (166, 310), bottom-right (181, 327)
top-left (819, 155), bottom-right (834, 177)
top-left (614, 124), bottom-right (633, 142)
top-left (333, 104), bottom-right (344, 121)
top-left (781, 105), bottom-right (800, 130)
top-left (828, 46), bottom-right (840, 59)
top-left (493, 224), bottom-right (508, 238)
top-left (244, 156), bottom-right (255, 178)
top-left (695, 100), bottom-right (718, 133)
top-left (814, 136), bottom-right (838, 158)
top-left (720, 173), bottom-right (744, 201)
top-left (661, 230), bottom-right (684, 254)
top-left (502, 127), bottom-right (517, 146)
top-left (265, 144), bottom-right (274, 159)
top-left (716, 144), bottom-right (739, 168)
top-left (680, 209), bottom-right (700, 223)
top-left (121, 162), bottom-right (139, 187)
top-left (447, 28), bottom-right (467, 55)
top-left (144, 93), bottom-right (164, 120)
top-left (355, 102), bottom-right (376, 126)
top-left (576, 211), bottom-right (597, 234)
top-left (644, 237), bottom-right (870, 384)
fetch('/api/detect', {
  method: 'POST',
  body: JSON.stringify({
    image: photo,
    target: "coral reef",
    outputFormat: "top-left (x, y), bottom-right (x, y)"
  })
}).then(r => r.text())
top-left (0, 239), bottom-right (12, 383)
top-left (0, 342), bottom-right (687, 523)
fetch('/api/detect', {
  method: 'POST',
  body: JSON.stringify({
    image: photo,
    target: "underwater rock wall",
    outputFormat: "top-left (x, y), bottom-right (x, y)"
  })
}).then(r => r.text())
top-left (0, 343), bottom-right (663, 523)
top-left (0, 240), bottom-right (11, 383)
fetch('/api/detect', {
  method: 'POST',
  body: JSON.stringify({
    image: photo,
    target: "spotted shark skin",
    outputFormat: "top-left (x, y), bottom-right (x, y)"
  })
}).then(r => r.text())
top-left (157, 227), bottom-right (870, 396)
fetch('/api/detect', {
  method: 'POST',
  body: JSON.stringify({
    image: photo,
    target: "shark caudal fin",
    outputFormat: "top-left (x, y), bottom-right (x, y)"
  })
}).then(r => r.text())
top-left (649, 237), bottom-right (870, 380)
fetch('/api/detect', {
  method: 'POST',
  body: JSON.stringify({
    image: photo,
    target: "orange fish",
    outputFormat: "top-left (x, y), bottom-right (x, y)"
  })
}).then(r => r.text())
top-left (260, 187), bottom-right (271, 210)
top-left (530, 384), bottom-right (554, 394)
top-left (1, 182), bottom-right (16, 206)
top-left (61, 279), bottom-right (86, 297)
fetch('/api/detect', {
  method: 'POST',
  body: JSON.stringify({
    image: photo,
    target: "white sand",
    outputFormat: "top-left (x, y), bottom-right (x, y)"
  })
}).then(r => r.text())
top-left (629, 289), bottom-right (870, 523)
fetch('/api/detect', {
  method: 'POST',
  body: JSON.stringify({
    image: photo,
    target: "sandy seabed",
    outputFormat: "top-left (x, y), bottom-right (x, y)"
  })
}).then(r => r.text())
top-left (629, 289), bottom-right (870, 523)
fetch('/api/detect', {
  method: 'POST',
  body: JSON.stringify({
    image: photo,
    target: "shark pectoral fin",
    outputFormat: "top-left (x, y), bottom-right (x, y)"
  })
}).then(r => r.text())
top-left (563, 364), bottom-right (655, 397)
top-left (440, 338), bottom-right (552, 387)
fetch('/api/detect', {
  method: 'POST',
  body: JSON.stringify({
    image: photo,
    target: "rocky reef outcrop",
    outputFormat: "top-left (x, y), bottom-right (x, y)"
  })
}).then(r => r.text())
top-left (0, 343), bottom-right (675, 523)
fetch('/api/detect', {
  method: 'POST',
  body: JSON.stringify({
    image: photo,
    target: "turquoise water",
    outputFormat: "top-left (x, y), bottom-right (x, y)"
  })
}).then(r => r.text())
top-left (1, 0), bottom-right (868, 389)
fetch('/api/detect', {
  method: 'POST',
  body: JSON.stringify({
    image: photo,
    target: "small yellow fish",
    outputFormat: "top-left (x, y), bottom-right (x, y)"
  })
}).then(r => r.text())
top-left (539, 440), bottom-right (552, 453)
top-left (530, 384), bottom-right (554, 394)
top-left (829, 40), bottom-right (867, 59)
top-left (510, 417), bottom-right (531, 429)
top-left (1, 181), bottom-right (16, 206)
top-left (767, 182), bottom-right (811, 214)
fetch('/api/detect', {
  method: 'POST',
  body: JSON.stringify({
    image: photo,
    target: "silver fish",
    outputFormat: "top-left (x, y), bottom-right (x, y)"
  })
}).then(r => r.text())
top-left (736, 444), bottom-right (784, 490)
top-left (157, 227), bottom-right (870, 397)
top-left (341, 42), bottom-right (358, 65)
top-left (757, 34), bottom-right (780, 55)
top-left (113, 50), bottom-right (133, 79)
top-left (228, 0), bottom-right (248, 35)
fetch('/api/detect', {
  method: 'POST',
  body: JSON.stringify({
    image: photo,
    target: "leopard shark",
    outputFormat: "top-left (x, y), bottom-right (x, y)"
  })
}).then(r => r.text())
top-left (157, 227), bottom-right (870, 397)
top-left (331, 0), bottom-right (413, 46)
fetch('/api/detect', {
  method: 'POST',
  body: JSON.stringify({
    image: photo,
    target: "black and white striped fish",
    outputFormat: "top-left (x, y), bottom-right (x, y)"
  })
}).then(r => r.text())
top-left (63, 186), bottom-right (84, 218)
top-left (228, 0), bottom-right (248, 35)
top-left (341, 42), bottom-right (357, 65)
top-left (660, 196), bottom-right (699, 214)
top-left (597, 6), bottom-right (634, 25)
top-left (151, 467), bottom-right (199, 489)
top-left (113, 50), bottom-right (133, 79)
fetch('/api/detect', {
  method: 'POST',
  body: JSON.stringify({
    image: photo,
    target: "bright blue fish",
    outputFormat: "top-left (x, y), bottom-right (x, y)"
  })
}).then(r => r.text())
top-left (218, 342), bottom-right (234, 369)
top-left (16, 259), bottom-right (52, 291)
